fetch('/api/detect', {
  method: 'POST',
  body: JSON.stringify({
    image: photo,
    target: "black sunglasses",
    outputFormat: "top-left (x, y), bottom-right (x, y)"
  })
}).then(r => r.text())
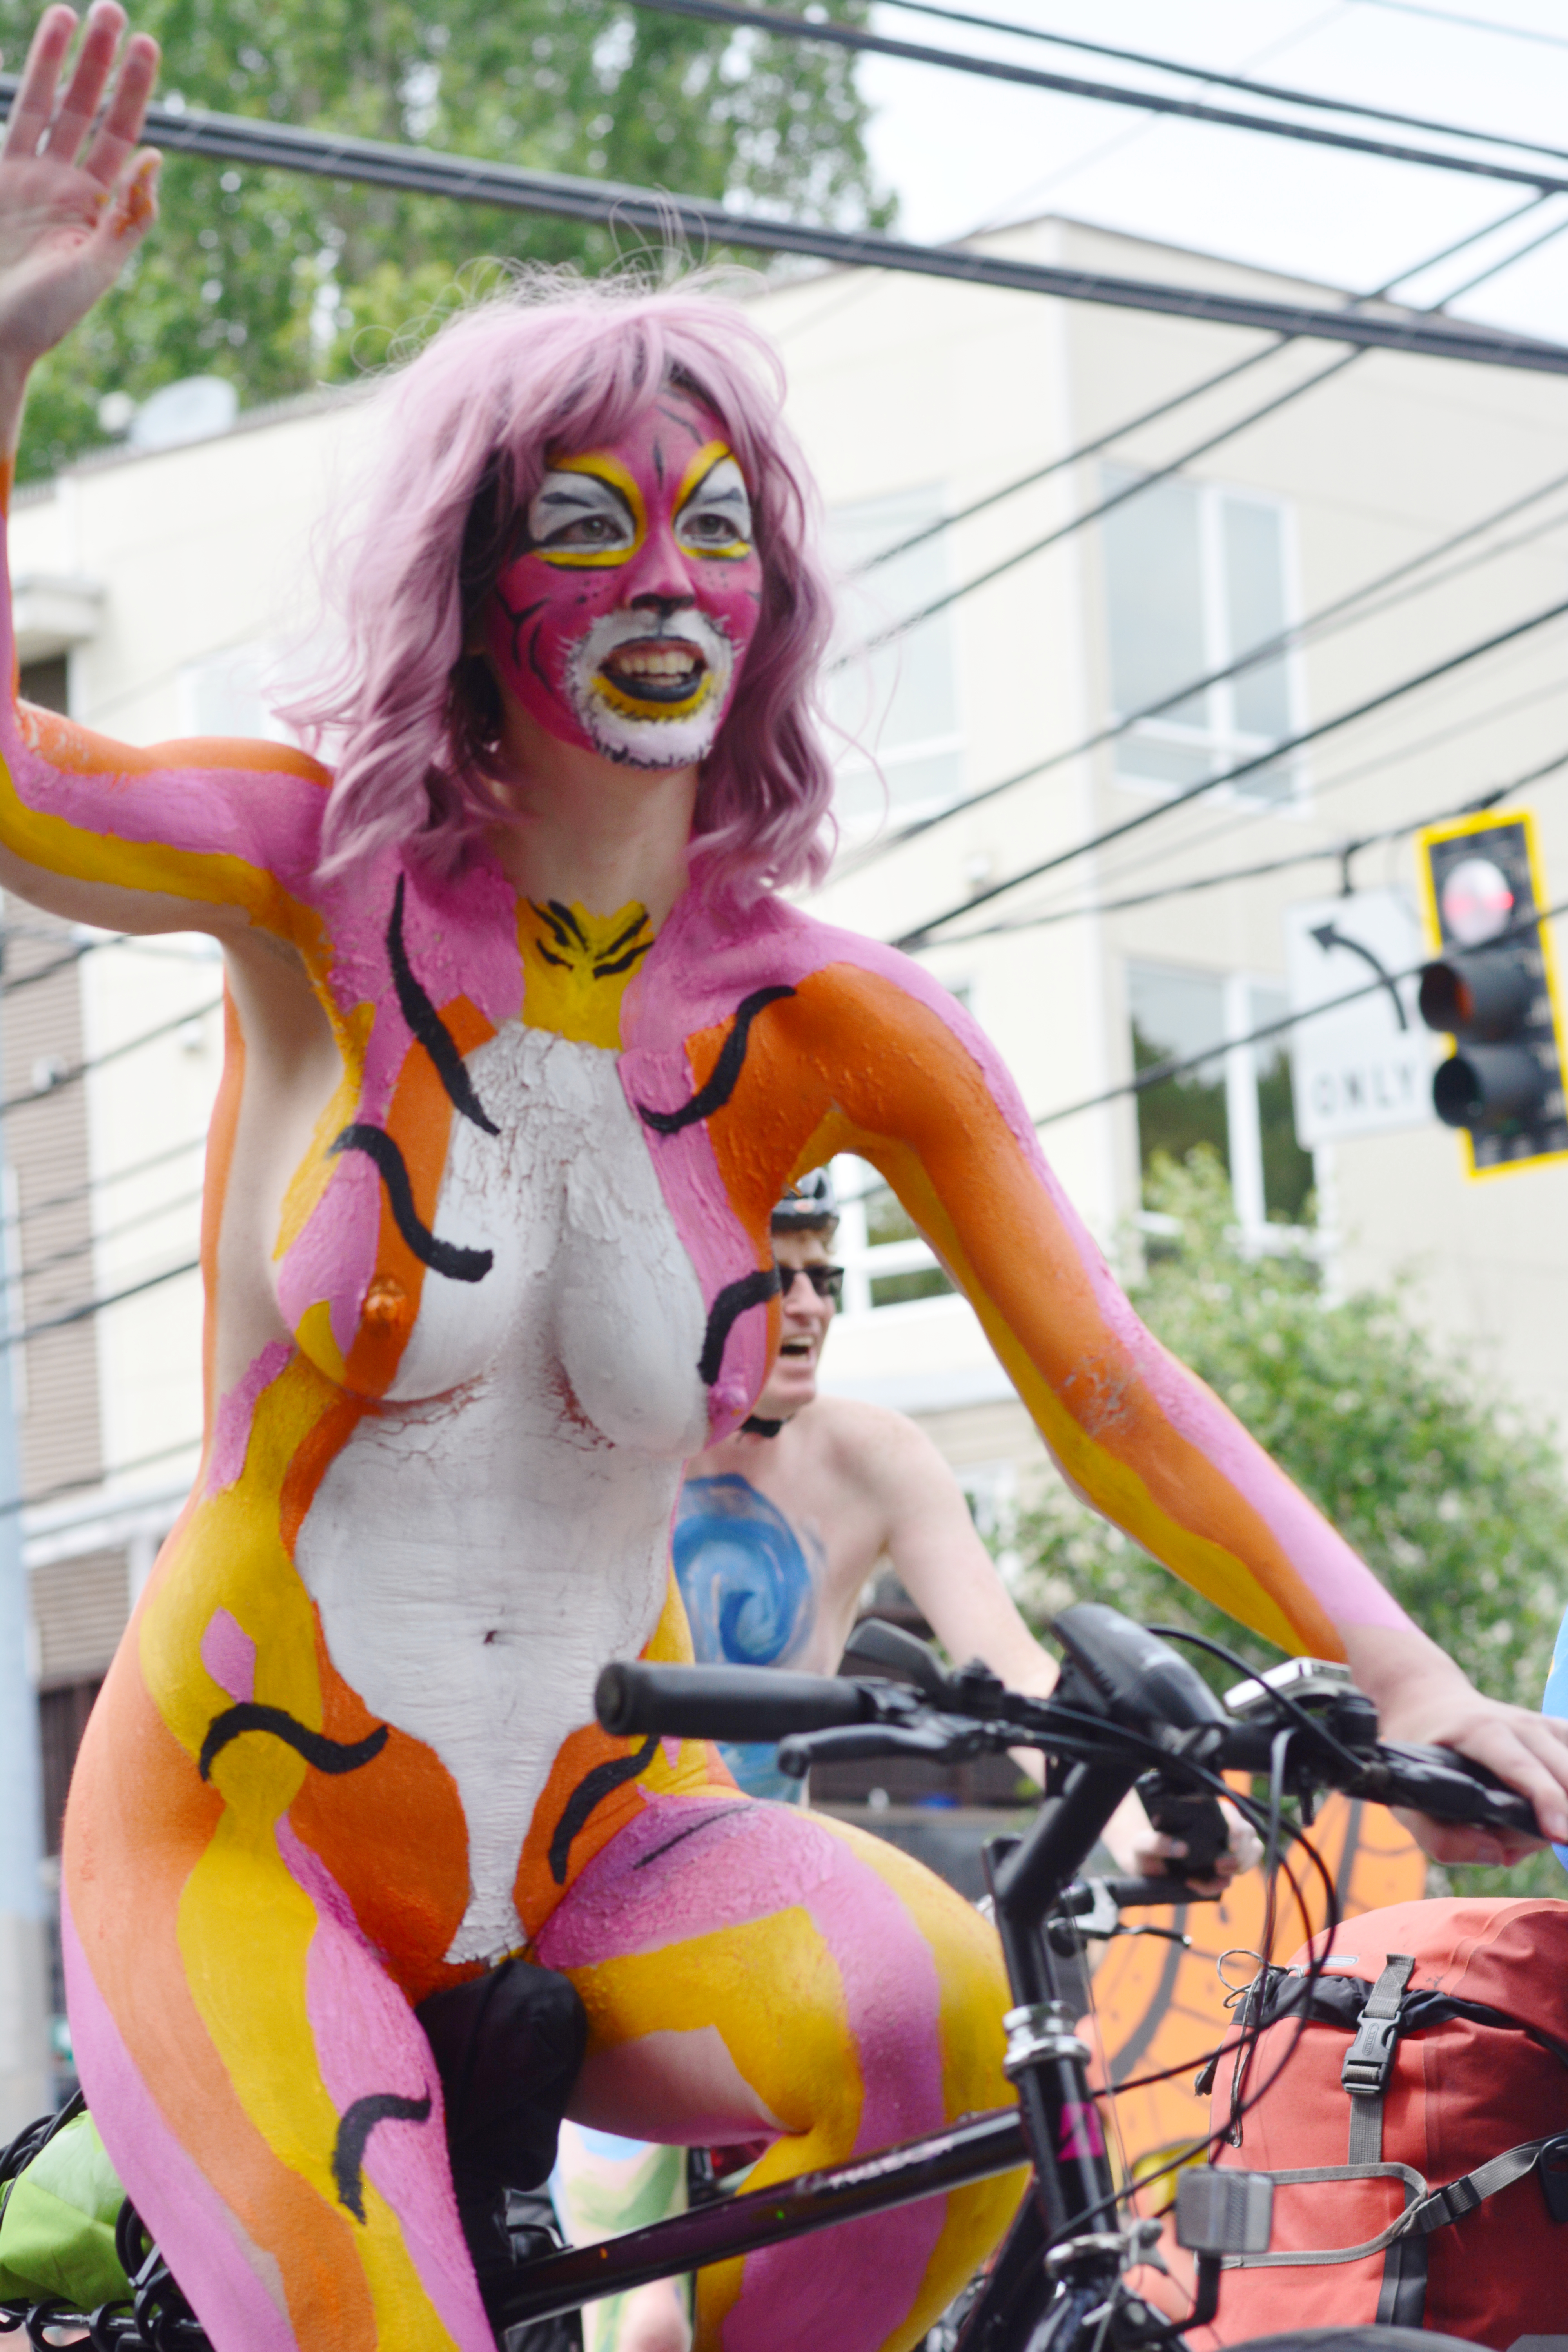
top-left (776, 1261), bottom-right (844, 1304)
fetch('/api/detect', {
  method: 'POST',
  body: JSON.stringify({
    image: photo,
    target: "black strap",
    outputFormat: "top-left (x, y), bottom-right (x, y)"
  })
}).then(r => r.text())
top-left (1343, 1953), bottom-right (1416, 2164)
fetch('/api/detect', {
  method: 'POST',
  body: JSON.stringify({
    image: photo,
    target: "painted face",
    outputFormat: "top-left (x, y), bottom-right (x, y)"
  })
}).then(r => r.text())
top-left (755, 1228), bottom-right (839, 1419)
top-left (486, 391), bottom-right (764, 769)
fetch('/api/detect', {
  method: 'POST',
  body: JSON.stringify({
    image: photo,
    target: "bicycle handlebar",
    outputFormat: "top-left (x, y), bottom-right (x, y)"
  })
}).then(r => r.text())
top-left (595, 1659), bottom-right (886, 1740)
top-left (593, 1621), bottom-right (1544, 1842)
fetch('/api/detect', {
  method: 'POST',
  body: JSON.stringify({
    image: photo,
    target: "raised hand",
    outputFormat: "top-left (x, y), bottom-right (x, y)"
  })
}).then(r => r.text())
top-left (0, 3), bottom-right (158, 401)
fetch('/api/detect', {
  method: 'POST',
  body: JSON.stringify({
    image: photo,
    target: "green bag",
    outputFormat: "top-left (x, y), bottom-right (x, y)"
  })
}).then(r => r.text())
top-left (0, 2108), bottom-right (131, 2312)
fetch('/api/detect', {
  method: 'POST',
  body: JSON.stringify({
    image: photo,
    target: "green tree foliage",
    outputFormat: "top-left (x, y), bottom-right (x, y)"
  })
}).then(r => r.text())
top-left (1012, 1148), bottom-right (1568, 1897)
top-left (0, 0), bottom-right (891, 483)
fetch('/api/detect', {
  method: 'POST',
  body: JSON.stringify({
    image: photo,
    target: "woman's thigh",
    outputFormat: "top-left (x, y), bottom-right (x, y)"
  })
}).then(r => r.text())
top-left (537, 1794), bottom-right (1025, 2352)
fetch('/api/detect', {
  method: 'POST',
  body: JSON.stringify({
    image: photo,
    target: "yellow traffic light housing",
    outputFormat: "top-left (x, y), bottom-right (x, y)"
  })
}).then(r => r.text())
top-left (1415, 808), bottom-right (1567, 1177)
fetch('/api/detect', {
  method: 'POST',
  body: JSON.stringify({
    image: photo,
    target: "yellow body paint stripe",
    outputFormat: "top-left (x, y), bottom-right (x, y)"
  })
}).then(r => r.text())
top-left (140, 1354), bottom-right (341, 1778)
top-left (0, 742), bottom-right (324, 953)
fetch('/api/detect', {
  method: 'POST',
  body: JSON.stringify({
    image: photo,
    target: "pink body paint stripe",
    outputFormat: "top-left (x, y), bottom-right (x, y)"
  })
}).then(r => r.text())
top-left (62, 1890), bottom-right (301, 2352)
top-left (205, 1341), bottom-right (293, 1496)
top-left (199, 1608), bottom-right (257, 1702)
top-left (276, 1821), bottom-right (494, 2352)
top-left (537, 1796), bottom-right (945, 2352)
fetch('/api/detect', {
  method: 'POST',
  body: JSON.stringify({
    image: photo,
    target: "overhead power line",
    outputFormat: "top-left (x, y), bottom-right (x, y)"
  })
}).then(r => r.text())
top-left (9, 1130), bottom-right (207, 1233)
top-left (4, 81), bottom-right (1568, 375)
top-left (932, 748), bottom-right (1568, 948)
top-left (844, 450), bottom-right (1568, 876)
top-left (894, 591), bottom-right (1568, 948)
top-left (2, 1184), bottom-right (205, 1305)
top-left (875, 0), bottom-right (1568, 158)
top-left (1031, 895), bottom-right (1568, 1136)
top-left (626, 0), bottom-right (1568, 196)
top-left (1349, 1), bottom-right (1568, 52)
top-left (855, 180), bottom-right (1555, 579)
top-left (846, 194), bottom-right (1567, 648)
top-left (0, 1430), bottom-right (203, 1521)
top-left (0, 1254), bottom-right (200, 1355)
top-left (1042, 669), bottom-right (1568, 924)
top-left (0, 994), bottom-right (221, 1120)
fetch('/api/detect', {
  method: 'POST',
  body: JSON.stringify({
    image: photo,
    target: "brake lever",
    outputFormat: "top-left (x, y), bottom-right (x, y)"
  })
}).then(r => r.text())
top-left (776, 1716), bottom-right (1000, 1779)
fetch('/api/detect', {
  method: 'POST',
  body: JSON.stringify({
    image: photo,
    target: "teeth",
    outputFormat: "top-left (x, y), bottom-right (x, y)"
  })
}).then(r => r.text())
top-left (606, 645), bottom-right (702, 681)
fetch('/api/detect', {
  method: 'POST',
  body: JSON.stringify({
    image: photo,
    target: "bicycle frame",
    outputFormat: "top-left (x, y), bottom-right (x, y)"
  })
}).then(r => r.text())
top-left (492, 1749), bottom-right (1147, 2343)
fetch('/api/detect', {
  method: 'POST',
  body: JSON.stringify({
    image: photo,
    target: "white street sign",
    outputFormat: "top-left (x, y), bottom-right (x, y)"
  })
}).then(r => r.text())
top-left (1284, 889), bottom-right (1435, 1147)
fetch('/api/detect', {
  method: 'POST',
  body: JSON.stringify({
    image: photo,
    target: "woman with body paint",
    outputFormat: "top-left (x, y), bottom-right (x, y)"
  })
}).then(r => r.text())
top-left (3, 13), bottom-right (1567, 2352)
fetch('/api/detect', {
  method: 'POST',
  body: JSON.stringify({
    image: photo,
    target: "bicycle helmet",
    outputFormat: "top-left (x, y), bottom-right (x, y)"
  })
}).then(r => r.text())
top-left (771, 1167), bottom-right (838, 1236)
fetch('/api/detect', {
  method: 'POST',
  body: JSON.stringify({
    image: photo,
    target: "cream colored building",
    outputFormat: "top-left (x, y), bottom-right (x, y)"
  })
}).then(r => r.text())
top-left (5, 214), bottom-right (1568, 2082)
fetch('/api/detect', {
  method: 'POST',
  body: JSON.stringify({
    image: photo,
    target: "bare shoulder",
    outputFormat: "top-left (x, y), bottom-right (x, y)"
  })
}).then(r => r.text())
top-left (813, 1396), bottom-right (954, 1500)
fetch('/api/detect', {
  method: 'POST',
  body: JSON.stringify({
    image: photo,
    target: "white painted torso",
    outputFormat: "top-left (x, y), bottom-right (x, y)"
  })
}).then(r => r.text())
top-left (293, 1025), bottom-right (710, 1964)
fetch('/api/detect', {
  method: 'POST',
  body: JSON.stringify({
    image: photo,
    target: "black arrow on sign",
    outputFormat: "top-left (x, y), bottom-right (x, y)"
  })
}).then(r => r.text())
top-left (1309, 922), bottom-right (1409, 1030)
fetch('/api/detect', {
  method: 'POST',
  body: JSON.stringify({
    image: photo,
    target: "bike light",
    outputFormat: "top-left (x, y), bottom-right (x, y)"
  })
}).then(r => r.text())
top-left (1175, 2168), bottom-right (1274, 2257)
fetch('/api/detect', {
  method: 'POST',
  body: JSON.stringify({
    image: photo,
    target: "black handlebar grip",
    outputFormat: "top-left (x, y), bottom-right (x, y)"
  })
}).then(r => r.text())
top-left (594, 1661), bottom-right (873, 1742)
top-left (1143, 1785), bottom-right (1230, 1877)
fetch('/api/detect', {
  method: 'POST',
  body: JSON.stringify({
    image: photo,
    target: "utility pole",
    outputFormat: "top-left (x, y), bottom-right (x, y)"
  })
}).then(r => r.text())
top-left (0, 927), bottom-right (49, 2132)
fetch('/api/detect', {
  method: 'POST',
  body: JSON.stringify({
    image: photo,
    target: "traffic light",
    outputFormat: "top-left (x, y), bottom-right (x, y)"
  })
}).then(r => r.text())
top-left (1415, 809), bottom-right (1568, 1176)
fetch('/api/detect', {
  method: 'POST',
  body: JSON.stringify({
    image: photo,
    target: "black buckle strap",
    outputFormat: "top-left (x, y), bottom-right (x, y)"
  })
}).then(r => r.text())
top-left (1341, 1955), bottom-right (1416, 2098)
top-left (1343, 1954), bottom-right (1416, 2168)
top-left (1414, 2174), bottom-right (1483, 2232)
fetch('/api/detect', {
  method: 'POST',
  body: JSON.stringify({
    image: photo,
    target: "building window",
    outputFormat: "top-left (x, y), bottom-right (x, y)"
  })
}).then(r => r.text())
top-left (832, 1157), bottom-right (956, 1312)
top-left (1101, 466), bottom-right (1300, 807)
top-left (18, 655), bottom-right (69, 715)
top-left (1128, 962), bottom-right (1314, 1230)
top-left (826, 487), bottom-right (964, 827)
top-left (37, 1675), bottom-right (103, 1856)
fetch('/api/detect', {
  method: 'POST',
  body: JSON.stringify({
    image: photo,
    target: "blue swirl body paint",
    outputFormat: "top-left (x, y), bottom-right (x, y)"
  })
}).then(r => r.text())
top-left (1544, 1604), bottom-right (1568, 1873)
top-left (673, 1473), bottom-right (826, 1802)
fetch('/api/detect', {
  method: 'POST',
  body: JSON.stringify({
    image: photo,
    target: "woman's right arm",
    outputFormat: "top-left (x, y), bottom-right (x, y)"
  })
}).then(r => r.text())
top-left (0, 4), bottom-right (327, 946)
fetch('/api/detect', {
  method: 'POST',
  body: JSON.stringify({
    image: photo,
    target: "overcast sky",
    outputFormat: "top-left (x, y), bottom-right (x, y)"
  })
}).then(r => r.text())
top-left (857, 0), bottom-right (1568, 338)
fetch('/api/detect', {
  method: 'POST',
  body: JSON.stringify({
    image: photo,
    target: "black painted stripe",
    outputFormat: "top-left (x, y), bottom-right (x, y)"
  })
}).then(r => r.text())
top-left (698, 1267), bottom-right (780, 1387)
top-left (599, 909), bottom-right (653, 962)
top-left (332, 2091), bottom-right (432, 2222)
top-left (632, 1802), bottom-right (748, 1871)
top-left (592, 938), bottom-right (655, 980)
top-left (199, 1703), bottom-right (390, 1784)
top-left (387, 875), bottom-right (499, 1137)
top-left (329, 1124), bottom-right (494, 1282)
top-left (637, 984), bottom-right (796, 1135)
top-left (548, 1734), bottom-right (659, 1885)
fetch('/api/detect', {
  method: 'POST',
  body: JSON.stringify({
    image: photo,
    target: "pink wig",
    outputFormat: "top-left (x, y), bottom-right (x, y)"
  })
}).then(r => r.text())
top-left (285, 268), bottom-right (838, 907)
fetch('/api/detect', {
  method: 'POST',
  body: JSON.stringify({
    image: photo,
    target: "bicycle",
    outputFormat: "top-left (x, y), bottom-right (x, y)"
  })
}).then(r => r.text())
top-left (1, 1603), bottom-right (1541, 2352)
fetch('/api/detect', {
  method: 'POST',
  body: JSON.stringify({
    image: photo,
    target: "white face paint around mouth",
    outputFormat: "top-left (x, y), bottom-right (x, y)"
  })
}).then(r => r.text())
top-left (566, 606), bottom-right (737, 768)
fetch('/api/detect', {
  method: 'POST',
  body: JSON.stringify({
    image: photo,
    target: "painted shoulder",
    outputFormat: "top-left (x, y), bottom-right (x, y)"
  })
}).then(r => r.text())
top-left (626, 886), bottom-right (989, 1062)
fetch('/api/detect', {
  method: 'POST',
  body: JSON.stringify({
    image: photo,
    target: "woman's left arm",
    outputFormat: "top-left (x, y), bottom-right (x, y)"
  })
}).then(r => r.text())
top-left (753, 955), bottom-right (1568, 1858)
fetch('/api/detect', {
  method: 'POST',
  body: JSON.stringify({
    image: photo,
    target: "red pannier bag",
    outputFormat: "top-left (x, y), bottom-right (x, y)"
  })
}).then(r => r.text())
top-left (1196, 1896), bottom-right (1568, 2347)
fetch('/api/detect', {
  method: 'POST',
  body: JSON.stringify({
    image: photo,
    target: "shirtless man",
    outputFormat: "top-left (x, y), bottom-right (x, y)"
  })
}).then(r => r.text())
top-left (554, 1172), bottom-right (1250, 2352)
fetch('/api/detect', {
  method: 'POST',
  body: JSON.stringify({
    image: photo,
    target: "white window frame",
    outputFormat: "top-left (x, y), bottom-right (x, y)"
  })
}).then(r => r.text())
top-left (1129, 962), bottom-right (1322, 1254)
top-left (1105, 472), bottom-right (1308, 816)
top-left (827, 485), bottom-right (967, 835)
top-left (832, 1156), bottom-right (956, 1320)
